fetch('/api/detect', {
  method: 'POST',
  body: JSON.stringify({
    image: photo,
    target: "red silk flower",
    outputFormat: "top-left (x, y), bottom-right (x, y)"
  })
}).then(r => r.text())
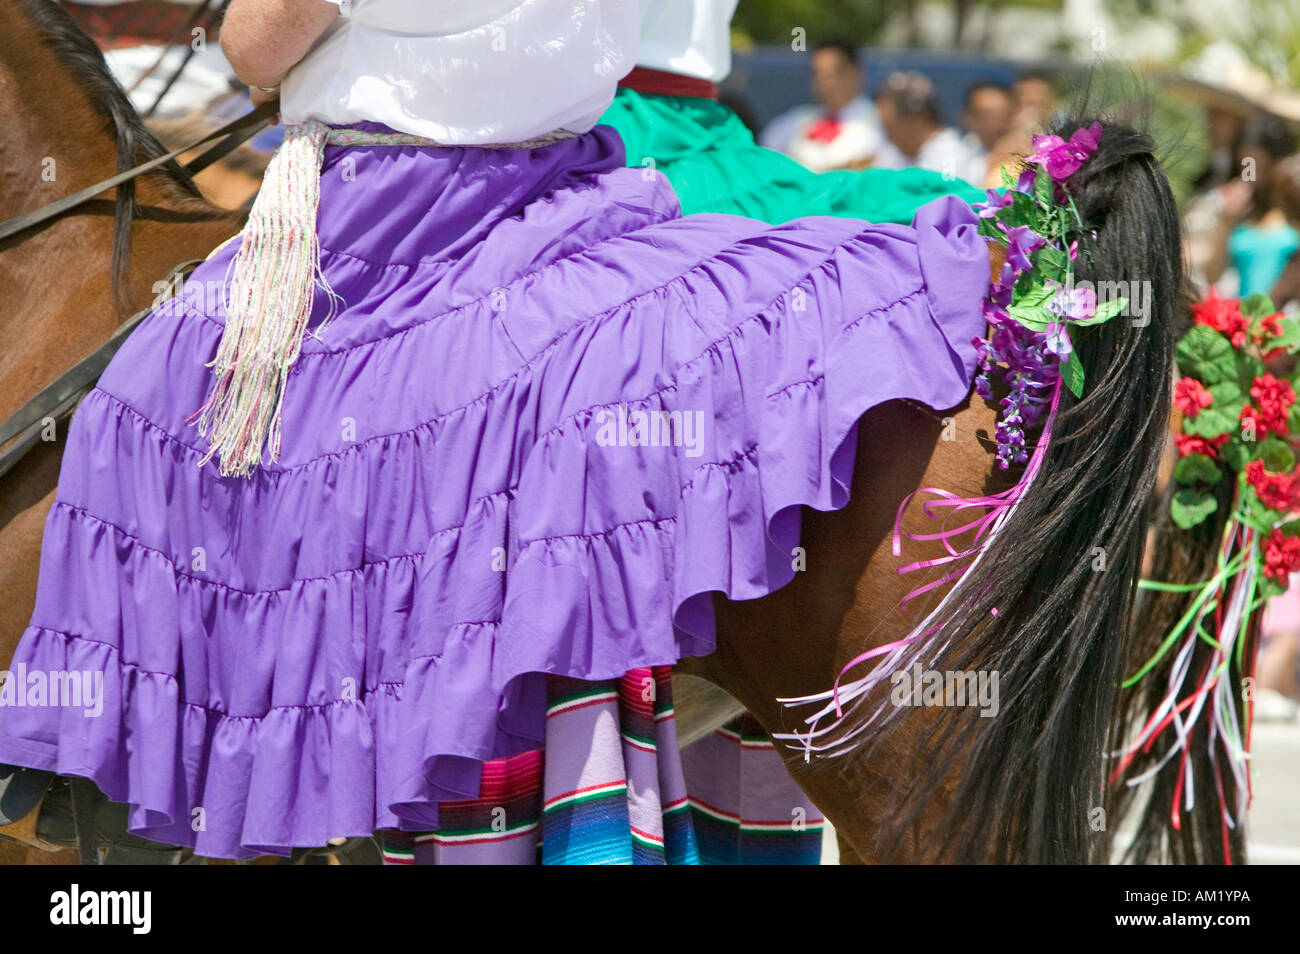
top-left (1174, 378), bottom-right (1212, 418)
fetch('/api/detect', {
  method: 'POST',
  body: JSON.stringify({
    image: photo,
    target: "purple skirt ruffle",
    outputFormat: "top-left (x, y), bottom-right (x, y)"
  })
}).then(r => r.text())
top-left (0, 124), bottom-right (988, 857)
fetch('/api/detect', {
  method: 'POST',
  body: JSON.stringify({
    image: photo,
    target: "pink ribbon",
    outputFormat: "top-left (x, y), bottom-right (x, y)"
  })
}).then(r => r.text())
top-left (819, 381), bottom-right (1065, 723)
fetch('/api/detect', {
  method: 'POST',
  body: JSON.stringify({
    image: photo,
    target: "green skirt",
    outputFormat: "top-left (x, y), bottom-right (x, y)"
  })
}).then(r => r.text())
top-left (598, 88), bottom-right (985, 225)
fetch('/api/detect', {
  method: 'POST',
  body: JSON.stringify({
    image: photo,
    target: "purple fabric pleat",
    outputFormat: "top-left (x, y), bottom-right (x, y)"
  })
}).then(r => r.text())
top-left (0, 124), bottom-right (988, 858)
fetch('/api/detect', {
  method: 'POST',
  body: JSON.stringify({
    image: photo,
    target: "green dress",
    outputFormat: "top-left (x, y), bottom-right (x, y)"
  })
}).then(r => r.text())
top-left (598, 87), bottom-right (985, 225)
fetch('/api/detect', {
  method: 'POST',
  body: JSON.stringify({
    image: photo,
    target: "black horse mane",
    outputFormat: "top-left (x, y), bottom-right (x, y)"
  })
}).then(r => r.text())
top-left (828, 112), bottom-right (1195, 863)
top-left (16, 0), bottom-right (206, 310)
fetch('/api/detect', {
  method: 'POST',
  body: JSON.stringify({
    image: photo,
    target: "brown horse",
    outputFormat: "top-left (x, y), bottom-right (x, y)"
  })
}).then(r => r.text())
top-left (0, 0), bottom-right (244, 864)
top-left (1, 0), bottom-right (1209, 866)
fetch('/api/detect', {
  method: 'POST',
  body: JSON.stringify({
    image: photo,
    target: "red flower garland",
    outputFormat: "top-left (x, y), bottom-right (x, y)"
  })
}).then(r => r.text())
top-left (1174, 432), bottom-right (1229, 459)
top-left (1264, 528), bottom-right (1300, 583)
top-left (1191, 289), bottom-right (1250, 347)
top-left (1244, 459), bottom-right (1298, 513)
top-left (1240, 372), bottom-right (1296, 438)
top-left (1173, 377), bottom-right (1213, 418)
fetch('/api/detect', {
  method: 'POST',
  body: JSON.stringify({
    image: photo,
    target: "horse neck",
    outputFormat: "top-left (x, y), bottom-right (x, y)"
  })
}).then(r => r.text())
top-left (0, 1), bottom-right (240, 424)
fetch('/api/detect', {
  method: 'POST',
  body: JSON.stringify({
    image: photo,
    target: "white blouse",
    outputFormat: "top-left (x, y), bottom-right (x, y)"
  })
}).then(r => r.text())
top-left (637, 0), bottom-right (738, 82)
top-left (280, 0), bottom-right (641, 144)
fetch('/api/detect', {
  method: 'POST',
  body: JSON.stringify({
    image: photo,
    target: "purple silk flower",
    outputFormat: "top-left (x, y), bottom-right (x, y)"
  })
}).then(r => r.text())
top-left (1000, 223), bottom-right (1046, 272)
top-left (1026, 122), bottom-right (1103, 181)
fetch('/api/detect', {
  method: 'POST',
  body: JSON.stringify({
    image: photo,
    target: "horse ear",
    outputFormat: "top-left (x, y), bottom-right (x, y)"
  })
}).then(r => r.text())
top-left (987, 242), bottom-right (1005, 285)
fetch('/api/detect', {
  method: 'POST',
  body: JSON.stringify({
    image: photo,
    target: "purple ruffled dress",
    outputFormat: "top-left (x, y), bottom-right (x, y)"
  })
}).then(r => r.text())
top-left (0, 124), bottom-right (988, 858)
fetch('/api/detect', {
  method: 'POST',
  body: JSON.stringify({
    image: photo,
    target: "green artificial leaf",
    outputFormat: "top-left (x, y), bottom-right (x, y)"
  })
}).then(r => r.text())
top-left (1070, 295), bottom-right (1129, 327)
top-left (1184, 403), bottom-right (1238, 438)
top-left (1269, 317), bottom-right (1300, 351)
top-left (1240, 292), bottom-right (1278, 322)
top-left (1172, 452), bottom-right (1222, 486)
top-left (1014, 269), bottom-right (1036, 296)
top-left (1288, 402), bottom-right (1300, 433)
top-left (1036, 245), bottom-right (1068, 281)
top-left (1221, 439), bottom-right (1249, 472)
top-left (1001, 165), bottom-right (1017, 191)
top-left (1034, 165), bottom-right (1054, 208)
top-left (1006, 285), bottom-right (1056, 331)
top-left (1242, 482), bottom-right (1283, 521)
top-left (1278, 518), bottom-right (1300, 538)
top-left (1260, 434), bottom-right (1296, 472)
top-left (1208, 380), bottom-right (1243, 405)
top-left (1171, 487), bottom-right (1218, 529)
top-left (1235, 350), bottom-right (1265, 393)
top-left (1175, 325), bottom-right (1237, 385)
top-left (1258, 575), bottom-right (1285, 600)
top-left (1207, 381), bottom-right (1245, 429)
top-left (1009, 189), bottom-right (1037, 222)
top-left (1061, 353), bottom-right (1085, 398)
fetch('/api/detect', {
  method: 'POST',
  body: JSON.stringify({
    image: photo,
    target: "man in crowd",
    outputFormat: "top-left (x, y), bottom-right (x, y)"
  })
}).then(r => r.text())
top-left (759, 39), bottom-right (884, 172)
top-left (1011, 71), bottom-right (1058, 133)
top-left (873, 71), bottom-right (981, 184)
top-left (959, 81), bottom-right (1014, 187)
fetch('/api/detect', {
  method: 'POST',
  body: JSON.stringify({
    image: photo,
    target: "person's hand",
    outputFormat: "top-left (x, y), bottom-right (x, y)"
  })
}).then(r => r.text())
top-left (249, 84), bottom-right (281, 125)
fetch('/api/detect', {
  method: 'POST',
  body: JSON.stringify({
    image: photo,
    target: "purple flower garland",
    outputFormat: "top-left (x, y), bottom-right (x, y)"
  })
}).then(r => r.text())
top-left (971, 122), bottom-right (1120, 470)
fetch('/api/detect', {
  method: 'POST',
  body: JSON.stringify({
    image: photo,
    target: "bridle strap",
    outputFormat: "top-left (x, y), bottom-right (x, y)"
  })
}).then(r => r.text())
top-left (0, 102), bottom-right (274, 476)
top-left (142, 0), bottom-right (230, 117)
top-left (0, 99), bottom-right (276, 245)
top-left (0, 257), bottom-right (205, 480)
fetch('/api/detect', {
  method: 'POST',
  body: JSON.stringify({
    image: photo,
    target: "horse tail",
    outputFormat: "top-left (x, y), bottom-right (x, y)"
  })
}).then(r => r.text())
top-left (837, 117), bottom-right (1186, 863)
top-left (1110, 475), bottom-right (1250, 864)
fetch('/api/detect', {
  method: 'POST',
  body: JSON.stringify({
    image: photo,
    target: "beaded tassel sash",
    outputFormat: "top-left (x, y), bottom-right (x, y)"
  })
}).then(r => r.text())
top-left (193, 120), bottom-right (576, 477)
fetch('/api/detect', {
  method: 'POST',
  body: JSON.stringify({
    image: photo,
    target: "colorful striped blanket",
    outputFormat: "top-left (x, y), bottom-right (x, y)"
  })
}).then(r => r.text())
top-left (379, 668), bottom-right (823, 865)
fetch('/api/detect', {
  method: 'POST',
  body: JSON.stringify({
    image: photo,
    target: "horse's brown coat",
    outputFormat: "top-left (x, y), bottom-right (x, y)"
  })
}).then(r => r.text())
top-left (0, 0), bottom-right (244, 864)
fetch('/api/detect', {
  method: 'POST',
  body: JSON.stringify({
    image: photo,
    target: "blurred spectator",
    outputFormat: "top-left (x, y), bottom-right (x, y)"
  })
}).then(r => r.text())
top-left (1192, 117), bottom-right (1298, 296)
top-left (1269, 155), bottom-right (1300, 309)
top-left (1011, 71), bottom-right (1058, 133)
top-left (759, 39), bottom-right (884, 172)
top-left (873, 71), bottom-right (980, 182)
top-left (981, 71), bottom-right (1061, 187)
top-left (1190, 105), bottom-right (1247, 193)
top-left (960, 81), bottom-right (1014, 187)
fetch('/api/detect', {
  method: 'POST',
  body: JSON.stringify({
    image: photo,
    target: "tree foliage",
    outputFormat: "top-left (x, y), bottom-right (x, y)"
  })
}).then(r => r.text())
top-left (730, 0), bottom-right (893, 48)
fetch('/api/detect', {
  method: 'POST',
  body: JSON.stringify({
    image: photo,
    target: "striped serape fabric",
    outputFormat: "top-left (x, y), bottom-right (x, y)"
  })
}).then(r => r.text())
top-left (379, 749), bottom-right (543, 865)
top-left (680, 715), bottom-right (826, 865)
top-left (380, 668), bottom-right (823, 865)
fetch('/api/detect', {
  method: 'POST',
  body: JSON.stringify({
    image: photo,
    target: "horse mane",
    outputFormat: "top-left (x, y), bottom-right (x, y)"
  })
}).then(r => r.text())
top-left (832, 113), bottom-right (1189, 863)
top-left (15, 0), bottom-right (207, 311)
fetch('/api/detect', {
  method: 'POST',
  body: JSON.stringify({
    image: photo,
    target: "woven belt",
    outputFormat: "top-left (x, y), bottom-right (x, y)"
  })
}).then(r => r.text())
top-left (193, 122), bottom-right (576, 477)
